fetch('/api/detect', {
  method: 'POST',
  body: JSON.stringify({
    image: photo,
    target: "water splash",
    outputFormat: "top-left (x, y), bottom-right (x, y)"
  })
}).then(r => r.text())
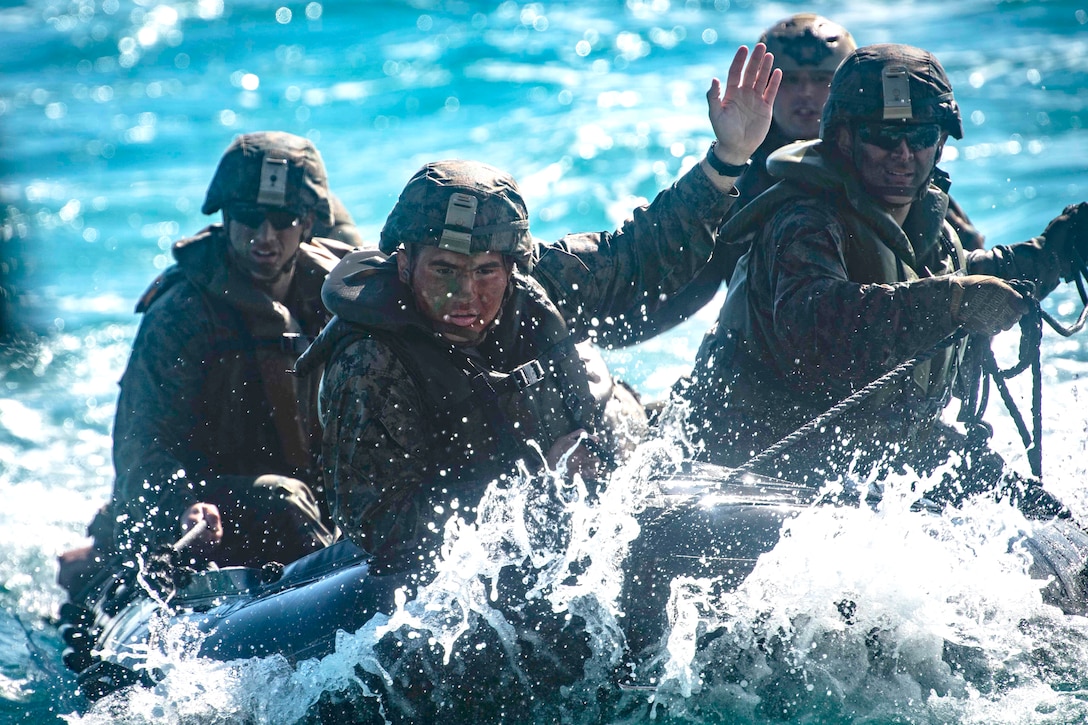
top-left (62, 425), bottom-right (1088, 725)
top-left (612, 465), bottom-right (1088, 724)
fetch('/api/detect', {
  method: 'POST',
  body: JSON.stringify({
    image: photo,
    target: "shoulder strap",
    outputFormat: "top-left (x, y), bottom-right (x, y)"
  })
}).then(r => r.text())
top-left (202, 294), bottom-right (312, 472)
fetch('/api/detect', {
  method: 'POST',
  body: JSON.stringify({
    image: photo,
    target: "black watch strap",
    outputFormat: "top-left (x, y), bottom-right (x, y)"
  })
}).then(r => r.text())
top-left (705, 141), bottom-right (750, 177)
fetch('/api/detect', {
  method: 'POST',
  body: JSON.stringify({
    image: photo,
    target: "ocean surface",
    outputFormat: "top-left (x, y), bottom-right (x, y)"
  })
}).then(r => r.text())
top-left (2, 0), bottom-right (1087, 723)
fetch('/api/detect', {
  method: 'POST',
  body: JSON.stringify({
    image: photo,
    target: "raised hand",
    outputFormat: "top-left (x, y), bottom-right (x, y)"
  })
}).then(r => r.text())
top-left (706, 43), bottom-right (781, 165)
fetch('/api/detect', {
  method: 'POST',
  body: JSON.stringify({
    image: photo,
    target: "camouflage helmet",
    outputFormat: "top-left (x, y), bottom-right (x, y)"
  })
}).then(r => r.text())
top-left (759, 13), bottom-right (855, 73)
top-left (201, 131), bottom-right (334, 225)
top-left (821, 43), bottom-right (963, 141)
top-left (379, 160), bottom-right (535, 270)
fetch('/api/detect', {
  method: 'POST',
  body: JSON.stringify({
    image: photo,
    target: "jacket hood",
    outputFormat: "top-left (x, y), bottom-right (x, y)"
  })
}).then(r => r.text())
top-left (319, 249), bottom-right (432, 335)
top-left (765, 139), bottom-right (845, 192)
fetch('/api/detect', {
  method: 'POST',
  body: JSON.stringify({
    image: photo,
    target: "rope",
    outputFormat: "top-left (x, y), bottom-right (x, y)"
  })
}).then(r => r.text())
top-left (732, 330), bottom-right (966, 477)
top-left (967, 274), bottom-right (1088, 479)
top-left (727, 259), bottom-right (1088, 483)
top-left (976, 312), bottom-right (1042, 476)
top-left (941, 273), bottom-right (1088, 480)
top-left (1036, 248), bottom-right (1088, 337)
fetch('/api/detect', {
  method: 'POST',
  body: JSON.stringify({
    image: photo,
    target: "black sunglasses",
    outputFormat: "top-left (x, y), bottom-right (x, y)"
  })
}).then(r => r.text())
top-left (227, 204), bottom-right (301, 231)
top-left (856, 123), bottom-right (942, 151)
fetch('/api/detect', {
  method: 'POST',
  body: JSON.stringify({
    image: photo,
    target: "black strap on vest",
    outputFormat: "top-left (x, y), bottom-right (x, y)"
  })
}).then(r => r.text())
top-left (458, 351), bottom-right (549, 465)
top-left (200, 295), bottom-right (312, 473)
top-left (375, 328), bottom-right (599, 472)
top-left (459, 335), bottom-right (597, 436)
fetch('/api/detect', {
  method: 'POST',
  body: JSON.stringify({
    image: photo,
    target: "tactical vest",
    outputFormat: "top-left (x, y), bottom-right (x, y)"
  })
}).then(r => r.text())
top-left (137, 229), bottom-right (339, 481)
top-left (319, 253), bottom-right (604, 484)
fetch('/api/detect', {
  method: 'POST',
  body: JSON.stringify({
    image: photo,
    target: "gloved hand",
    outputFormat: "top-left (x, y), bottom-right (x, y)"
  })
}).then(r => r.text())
top-left (949, 275), bottom-right (1031, 336)
top-left (1038, 201), bottom-right (1088, 282)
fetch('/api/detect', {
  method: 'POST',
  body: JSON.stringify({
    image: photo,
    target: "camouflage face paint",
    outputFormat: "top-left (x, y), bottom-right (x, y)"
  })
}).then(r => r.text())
top-left (404, 246), bottom-right (511, 344)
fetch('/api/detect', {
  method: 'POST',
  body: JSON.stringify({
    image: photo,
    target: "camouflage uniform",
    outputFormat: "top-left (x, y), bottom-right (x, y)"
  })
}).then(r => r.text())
top-left (105, 131), bottom-right (363, 568)
top-left (302, 161), bottom-right (735, 571)
top-left (109, 227), bottom-right (351, 565)
top-left (680, 134), bottom-right (1067, 505)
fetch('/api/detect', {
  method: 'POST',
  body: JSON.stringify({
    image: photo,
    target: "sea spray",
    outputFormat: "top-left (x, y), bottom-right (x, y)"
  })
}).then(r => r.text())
top-left (613, 464), bottom-right (1088, 724)
top-left (64, 433), bottom-right (690, 724)
top-left (63, 425), bottom-right (1088, 724)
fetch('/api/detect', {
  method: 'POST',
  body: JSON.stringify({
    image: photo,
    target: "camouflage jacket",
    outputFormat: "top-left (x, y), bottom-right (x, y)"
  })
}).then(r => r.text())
top-left (683, 139), bottom-right (1064, 466)
top-left (111, 226), bottom-right (352, 549)
top-left (308, 163), bottom-right (736, 569)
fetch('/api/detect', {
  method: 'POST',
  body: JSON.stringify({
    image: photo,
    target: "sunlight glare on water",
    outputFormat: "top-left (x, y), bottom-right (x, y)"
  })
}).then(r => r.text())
top-left (2, 0), bottom-right (1087, 723)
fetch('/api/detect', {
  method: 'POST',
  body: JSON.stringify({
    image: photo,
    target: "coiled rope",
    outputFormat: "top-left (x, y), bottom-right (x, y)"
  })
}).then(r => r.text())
top-left (959, 263), bottom-right (1088, 479)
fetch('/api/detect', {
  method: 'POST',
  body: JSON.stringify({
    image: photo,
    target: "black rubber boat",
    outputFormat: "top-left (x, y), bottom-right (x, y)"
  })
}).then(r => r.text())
top-left (58, 462), bottom-right (1088, 712)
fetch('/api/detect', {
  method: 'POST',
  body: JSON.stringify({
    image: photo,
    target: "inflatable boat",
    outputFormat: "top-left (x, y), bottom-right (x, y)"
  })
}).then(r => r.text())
top-left (58, 461), bottom-right (1088, 714)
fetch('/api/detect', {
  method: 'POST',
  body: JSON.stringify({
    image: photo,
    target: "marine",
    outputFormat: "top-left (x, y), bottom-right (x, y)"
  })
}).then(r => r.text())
top-left (59, 132), bottom-right (357, 599)
top-left (678, 44), bottom-right (1088, 514)
top-left (600, 14), bottom-right (985, 346)
top-left (297, 45), bottom-right (782, 574)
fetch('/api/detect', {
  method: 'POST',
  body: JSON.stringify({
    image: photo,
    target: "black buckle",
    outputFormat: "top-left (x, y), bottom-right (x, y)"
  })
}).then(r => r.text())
top-left (511, 360), bottom-right (545, 390)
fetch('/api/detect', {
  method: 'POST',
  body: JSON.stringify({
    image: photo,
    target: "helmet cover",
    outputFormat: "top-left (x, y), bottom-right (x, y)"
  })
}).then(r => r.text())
top-left (379, 160), bottom-right (535, 270)
top-left (821, 43), bottom-right (963, 140)
top-left (760, 13), bottom-right (856, 73)
top-left (201, 131), bottom-right (334, 225)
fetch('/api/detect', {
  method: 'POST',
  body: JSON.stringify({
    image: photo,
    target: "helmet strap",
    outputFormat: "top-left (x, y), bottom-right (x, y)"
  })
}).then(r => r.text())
top-left (399, 244), bottom-right (418, 283)
top-left (489, 263), bottom-right (518, 330)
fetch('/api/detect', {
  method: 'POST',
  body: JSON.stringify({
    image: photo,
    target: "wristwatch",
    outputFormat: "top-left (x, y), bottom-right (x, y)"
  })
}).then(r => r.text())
top-left (705, 141), bottom-right (750, 177)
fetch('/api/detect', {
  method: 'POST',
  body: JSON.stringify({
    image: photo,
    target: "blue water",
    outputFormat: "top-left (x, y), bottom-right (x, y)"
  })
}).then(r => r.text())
top-left (2, 0), bottom-right (1087, 722)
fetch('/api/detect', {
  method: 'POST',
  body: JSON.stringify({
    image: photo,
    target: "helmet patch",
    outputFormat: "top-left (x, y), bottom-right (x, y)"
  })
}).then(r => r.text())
top-left (439, 193), bottom-right (479, 255)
